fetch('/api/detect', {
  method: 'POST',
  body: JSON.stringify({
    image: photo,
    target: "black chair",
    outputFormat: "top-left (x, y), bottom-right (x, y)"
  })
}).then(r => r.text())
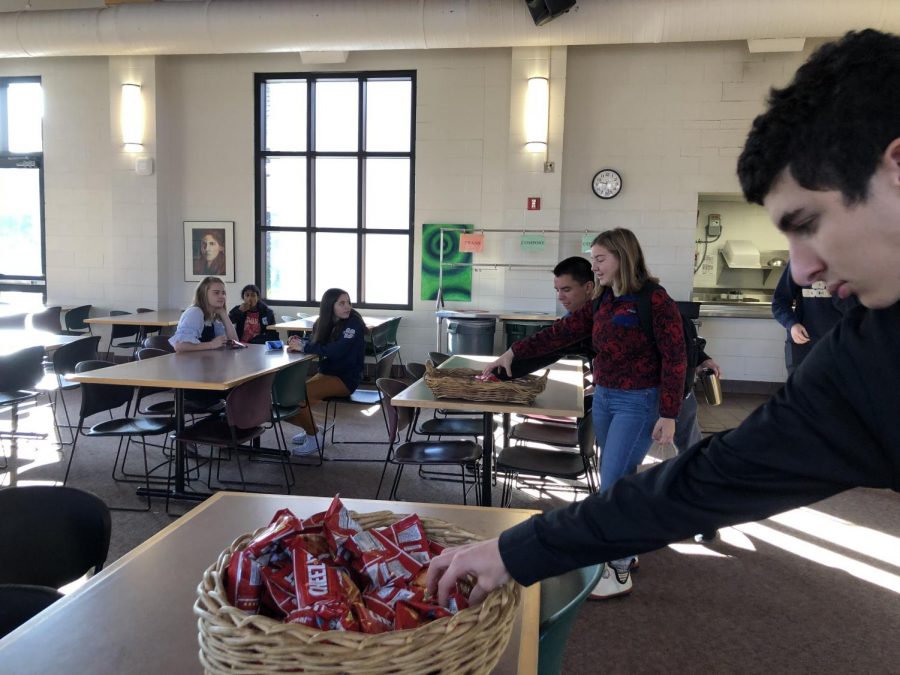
top-left (428, 351), bottom-right (449, 366)
top-left (105, 310), bottom-right (142, 361)
top-left (0, 584), bottom-right (64, 638)
top-left (320, 345), bottom-right (401, 452)
top-left (0, 485), bottom-right (111, 588)
top-left (271, 359), bottom-right (321, 465)
top-left (136, 307), bottom-right (162, 343)
top-left (365, 317), bottom-right (403, 368)
top-left (43, 335), bottom-right (102, 445)
top-left (375, 378), bottom-right (482, 504)
top-left (496, 399), bottom-right (598, 508)
top-left (62, 304), bottom-right (92, 335)
top-left (142, 334), bottom-right (174, 352)
top-left (29, 306), bottom-right (62, 334)
top-left (134, 347), bottom-right (223, 419)
top-left (63, 360), bottom-right (176, 511)
top-left (0, 346), bottom-right (49, 461)
top-left (177, 373), bottom-right (290, 494)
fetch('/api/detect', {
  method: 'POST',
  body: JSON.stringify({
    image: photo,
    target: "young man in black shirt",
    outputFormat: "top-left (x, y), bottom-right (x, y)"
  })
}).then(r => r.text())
top-left (428, 29), bottom-right (900, 606)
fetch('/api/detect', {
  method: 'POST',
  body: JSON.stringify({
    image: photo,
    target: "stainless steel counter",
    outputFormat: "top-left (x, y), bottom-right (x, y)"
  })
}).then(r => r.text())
top-left (698, 302), bottom-right (774, 319)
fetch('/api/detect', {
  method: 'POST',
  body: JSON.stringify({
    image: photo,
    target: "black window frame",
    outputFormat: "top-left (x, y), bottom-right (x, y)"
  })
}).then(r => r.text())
top-left (254, 70), bottom-right (416, 310)
top-left (0, 76), bottom-right (46, 303)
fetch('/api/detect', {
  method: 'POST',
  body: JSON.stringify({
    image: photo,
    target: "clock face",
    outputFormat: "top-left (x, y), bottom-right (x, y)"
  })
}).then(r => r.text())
top-left (592, 169), bottom-right (622, 199)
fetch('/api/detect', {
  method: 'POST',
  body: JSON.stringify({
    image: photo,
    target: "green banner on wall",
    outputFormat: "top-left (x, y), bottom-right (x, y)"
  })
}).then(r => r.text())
top-left (421, 224), bottom-right (473, 302)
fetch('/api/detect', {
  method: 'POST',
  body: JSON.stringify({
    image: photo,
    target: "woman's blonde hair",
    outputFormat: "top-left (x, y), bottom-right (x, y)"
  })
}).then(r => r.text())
top-left (590, 228), bottom-right (658, 295)
top-left (192, 276), bottom-right (224, 321)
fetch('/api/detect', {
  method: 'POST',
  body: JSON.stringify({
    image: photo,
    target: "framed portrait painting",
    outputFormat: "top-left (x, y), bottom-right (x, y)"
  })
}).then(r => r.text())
top-left (184, 221), bottom-right (235, 283)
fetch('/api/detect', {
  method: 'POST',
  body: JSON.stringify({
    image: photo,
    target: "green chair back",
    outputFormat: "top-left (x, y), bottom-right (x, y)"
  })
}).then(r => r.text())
top-left (272, 358), bottom-right (312, 410)
top-left (538, 564), bottom-right (603, 675)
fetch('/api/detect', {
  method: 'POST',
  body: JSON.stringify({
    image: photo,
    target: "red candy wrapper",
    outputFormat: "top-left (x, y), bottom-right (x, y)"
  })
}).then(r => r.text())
top-left (227, 549), bottom-right (263, 613)
top-left (260, 564), bottom-right (298, 617)
top-left (246, 508), bottom-right (304, 559)
top-left (377, 514), bottom-right (431, 565)
top-left (322, 496), bottom-right (362, 558)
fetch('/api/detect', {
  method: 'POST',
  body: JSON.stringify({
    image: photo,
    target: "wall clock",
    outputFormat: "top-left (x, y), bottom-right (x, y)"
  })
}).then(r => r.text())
top-left (592, 169), bottom-right (622, 199)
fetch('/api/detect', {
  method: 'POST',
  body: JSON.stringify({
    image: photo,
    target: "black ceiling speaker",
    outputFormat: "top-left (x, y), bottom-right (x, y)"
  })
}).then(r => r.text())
top-left (526, 0), bottom-right (576, 26)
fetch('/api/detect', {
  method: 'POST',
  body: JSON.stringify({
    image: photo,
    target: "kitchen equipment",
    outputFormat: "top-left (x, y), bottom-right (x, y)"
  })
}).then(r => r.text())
top-left (700, 368), bottom-right (722, 406)
top-left (722, 240), bottom-right (762, 268)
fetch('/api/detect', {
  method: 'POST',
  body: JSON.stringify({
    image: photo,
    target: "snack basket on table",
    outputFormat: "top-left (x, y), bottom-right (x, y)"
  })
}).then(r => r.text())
top-left (424, 361), bottom-right (549, 405)
top-left (194, 509), bottom-right (521, 675)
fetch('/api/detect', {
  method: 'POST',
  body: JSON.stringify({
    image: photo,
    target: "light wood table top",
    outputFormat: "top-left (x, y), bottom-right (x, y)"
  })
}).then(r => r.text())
top-left (393, 354), bottom-right (584, 417)
top-left (271, 314), bottom-right (392, 333)
top-left (67, 344), bottom-right (313, 390)
top-left (85, 309), bottom-right (184, 327)
top-left (0, 492), bottom-right (539, 675)
top-left (0, 330), bottom-right (87, 356)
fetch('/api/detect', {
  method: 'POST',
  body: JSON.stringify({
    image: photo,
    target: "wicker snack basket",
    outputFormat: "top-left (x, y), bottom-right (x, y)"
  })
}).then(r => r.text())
top-left (424, 361), bottom-right (548, 405)
top-left (194, 509), bottom-right (521, 675)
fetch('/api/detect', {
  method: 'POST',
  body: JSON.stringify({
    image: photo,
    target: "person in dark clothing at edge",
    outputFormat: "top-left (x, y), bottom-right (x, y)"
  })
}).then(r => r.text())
top-left (427, 28), bottom-right (900, 608)
top-left (771, 261), bottom-right (856, 373)
top-left (228, 283), bottom-right (278, 345)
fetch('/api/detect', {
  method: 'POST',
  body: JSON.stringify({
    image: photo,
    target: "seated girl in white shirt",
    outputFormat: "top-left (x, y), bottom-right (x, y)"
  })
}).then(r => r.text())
top-left (169, 276), bottom-right (239, 352)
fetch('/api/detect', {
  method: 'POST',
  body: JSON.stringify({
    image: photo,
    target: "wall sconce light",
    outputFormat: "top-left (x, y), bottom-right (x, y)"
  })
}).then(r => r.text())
top-left (524, 77), bottom-right (549, 153)
top-left (121, 83), bottom-right (144, 151)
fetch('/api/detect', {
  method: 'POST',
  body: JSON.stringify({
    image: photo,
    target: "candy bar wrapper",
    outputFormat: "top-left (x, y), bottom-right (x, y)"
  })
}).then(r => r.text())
top-left (353, 602), bottom-right (392, 634)
top-left (322, 496), bottom-right (362, 558)
top-left (227, 549), bottom-right (263, 613)
top-left (428, 541), bottom-right (446, 558)
top-left (364, 530), bottom-right (423, 589)
top-left (287, 532), bottom-right (332, 563)
top-left (393, 598), bottom-right (452, 631)
top-left (377, 514), bottom-right (431, 565)
top-left (245, 508), bottom-right (303, 559)
top-left (294, 555), bottom-right (340, 607)
top-left (363, 582), bottom-right (418, 623)
top-left (299, 510), bottom-right (325, 534)
top-left (284, 602), bottom-right (358, 632)
top-left (260, 564), bottom-right (298, 617)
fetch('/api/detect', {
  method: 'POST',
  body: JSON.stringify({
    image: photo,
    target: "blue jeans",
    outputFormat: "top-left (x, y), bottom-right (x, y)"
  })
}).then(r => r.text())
top-left (593, 386), bottom-right (659, 492)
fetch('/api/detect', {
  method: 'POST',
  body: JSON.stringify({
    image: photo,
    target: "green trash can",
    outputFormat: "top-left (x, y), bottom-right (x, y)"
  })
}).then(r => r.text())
top-left (504, 320), bottom-right (554, 349)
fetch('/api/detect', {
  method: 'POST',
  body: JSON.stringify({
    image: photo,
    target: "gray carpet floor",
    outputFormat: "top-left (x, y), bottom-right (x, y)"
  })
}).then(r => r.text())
top-left (2, 388), bottom-right (899, 673)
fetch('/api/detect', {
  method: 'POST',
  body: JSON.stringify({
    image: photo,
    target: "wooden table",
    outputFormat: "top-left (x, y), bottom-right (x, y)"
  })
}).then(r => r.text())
top-left (0, 492), bottom-right (540, 675)
top-left (84, 309), bottom-right (184, 328)
top-left (392, 354), bottom-right (584, 507)
top-left (68, 346), bottom-right (314, 502)
top-left (0, 330), bottom-right (87, 356)
top-left (271, 314), bottom-right (392, 334)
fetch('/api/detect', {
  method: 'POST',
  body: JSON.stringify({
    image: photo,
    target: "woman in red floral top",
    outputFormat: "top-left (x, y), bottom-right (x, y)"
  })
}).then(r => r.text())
top-left (484, 228), bottom-right (686, 597)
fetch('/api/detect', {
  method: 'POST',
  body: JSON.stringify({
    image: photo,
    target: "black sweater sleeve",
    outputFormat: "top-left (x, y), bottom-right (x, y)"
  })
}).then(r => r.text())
top-left (499, 304), bottom-right (899, 585)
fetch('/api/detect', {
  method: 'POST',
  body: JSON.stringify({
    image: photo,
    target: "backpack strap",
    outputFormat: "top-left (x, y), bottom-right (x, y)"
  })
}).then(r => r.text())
top-left (635, 281), bottom-right (660, 343)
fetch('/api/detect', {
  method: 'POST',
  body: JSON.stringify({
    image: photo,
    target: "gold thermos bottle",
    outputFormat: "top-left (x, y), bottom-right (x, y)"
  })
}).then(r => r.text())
top-left (700, 368), bottom-right (722, 406)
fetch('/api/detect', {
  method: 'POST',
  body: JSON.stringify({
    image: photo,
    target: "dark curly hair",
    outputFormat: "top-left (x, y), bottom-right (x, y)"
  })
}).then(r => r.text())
top-left (738, 29), bottom-right (900, 206)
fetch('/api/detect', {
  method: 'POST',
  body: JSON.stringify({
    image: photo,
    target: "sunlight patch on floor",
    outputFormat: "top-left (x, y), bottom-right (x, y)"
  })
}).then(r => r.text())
top-left (767, 506), bottom-right (900, 569)
top-left (736, 519), bottom-right (900, 594)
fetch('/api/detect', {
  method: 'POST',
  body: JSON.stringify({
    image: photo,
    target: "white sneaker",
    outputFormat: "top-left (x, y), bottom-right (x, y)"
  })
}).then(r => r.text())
top-left (291, 436), bottom-right (319, 456)
top-left (588, 563), bottom-right (633, 600)
top-left (291, 431), bottom-right (307, 444)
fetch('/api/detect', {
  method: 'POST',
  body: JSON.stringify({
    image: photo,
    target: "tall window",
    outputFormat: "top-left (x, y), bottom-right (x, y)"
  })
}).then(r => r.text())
top-left (255, 72), bottom-right (415, 309)
top-left (0, 77), bottom-right (45, 305)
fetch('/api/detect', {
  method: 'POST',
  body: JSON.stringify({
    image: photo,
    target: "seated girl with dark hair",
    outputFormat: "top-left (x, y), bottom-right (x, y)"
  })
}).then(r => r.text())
top-left (285, 288), bottom-right (366, 455)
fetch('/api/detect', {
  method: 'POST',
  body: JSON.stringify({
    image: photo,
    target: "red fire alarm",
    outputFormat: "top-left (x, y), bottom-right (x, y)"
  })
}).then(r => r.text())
top-left (527, 197), bottom-right (541, 210)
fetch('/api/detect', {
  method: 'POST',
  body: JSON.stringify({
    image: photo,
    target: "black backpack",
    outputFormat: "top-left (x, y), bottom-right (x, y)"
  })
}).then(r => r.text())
top-left (593, 282), bottom-right (705, 399)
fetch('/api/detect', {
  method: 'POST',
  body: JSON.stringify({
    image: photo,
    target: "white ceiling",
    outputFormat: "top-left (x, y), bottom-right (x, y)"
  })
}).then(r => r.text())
top-left (0, 0), bottom-right (898, 58)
